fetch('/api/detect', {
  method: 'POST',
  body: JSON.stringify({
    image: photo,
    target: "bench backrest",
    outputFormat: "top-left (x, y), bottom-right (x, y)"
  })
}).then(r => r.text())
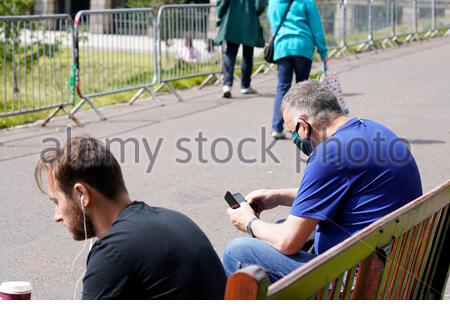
top-left (225, 180), bottom-right (450, 300)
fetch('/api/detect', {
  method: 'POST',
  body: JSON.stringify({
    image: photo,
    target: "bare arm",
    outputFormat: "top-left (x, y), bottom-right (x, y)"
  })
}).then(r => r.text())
top-left (227, 202), bottom-right (319, 255)
top-left (245, 188), bottom-right (298, 215)
top-left (275, 188), bottom-right (298, 207)
top-left (251, 215), bottom-right (319, 255)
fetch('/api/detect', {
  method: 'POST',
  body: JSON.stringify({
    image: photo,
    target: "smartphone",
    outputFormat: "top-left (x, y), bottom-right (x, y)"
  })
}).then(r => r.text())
top-left (224, 191), bottom-right (246, 209)
top-left (224, 191), bottom-right (262, 214)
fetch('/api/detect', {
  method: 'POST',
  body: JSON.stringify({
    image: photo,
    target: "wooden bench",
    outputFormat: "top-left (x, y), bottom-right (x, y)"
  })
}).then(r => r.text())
top-left (225, 180), bottom-right (450, 300)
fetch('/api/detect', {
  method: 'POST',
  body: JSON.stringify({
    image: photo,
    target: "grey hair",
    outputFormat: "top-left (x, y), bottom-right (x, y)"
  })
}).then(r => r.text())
top-left (280, 80), bottom-right (344, 125)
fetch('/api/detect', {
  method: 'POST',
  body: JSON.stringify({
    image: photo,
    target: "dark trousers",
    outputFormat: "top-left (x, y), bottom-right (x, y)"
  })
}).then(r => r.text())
top-left (222, 41), bottom-right (254, 89)
top-left (272, 56), bottom-right (312, 132)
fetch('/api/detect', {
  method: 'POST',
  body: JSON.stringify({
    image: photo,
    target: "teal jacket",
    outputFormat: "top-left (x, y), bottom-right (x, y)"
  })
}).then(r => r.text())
top-left (267, 0), bottom-right (328, 61)
top-left (215, 0), bottom-right (267, 48)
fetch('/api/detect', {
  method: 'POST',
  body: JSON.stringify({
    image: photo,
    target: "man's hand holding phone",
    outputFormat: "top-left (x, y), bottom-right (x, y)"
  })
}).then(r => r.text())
top-left (224, 189), bottom-right (294, 235)
top-left (245, 189), bottom-right (281, 215)
top-left (224, 192), bottom-right (259, 233)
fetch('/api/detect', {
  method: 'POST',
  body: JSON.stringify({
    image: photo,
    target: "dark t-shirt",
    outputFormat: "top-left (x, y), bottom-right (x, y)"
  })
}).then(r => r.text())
top-left (82, 201), bottom-right (226, 299)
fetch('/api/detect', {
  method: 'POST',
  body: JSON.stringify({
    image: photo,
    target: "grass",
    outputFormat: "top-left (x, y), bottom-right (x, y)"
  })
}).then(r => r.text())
top-left (0, 44), bottom-right (73, 129)
top-left (0, 73), bottom-right (217, 130)
top-left (0, 45), bottom-right (218, 129)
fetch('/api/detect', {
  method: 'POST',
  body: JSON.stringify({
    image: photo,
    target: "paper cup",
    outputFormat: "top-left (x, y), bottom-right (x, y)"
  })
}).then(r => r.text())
top-left (0, 281), bottom-right (32, 300)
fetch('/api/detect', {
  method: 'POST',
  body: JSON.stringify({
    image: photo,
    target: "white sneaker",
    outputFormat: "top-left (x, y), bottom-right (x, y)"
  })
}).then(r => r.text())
top-left (271, 131), bottom-right (286, 139)
top-left (241, 87), bottom-right (258, 95)
top-left (222, 85), bottom-right (232, 98)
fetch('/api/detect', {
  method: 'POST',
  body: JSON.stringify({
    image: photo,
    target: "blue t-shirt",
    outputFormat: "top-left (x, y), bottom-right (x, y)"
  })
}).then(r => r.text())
top-left (290, 118), bottom-right (422, 254)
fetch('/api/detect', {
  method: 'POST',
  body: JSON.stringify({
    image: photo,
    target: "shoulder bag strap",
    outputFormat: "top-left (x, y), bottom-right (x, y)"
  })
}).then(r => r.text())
top-left (272, 0), bottom-right (294, 41)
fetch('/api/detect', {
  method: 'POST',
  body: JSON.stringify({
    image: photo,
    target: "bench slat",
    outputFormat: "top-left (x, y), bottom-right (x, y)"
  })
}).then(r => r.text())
top-left (409, 213), bottom-right (440, 298)
top-left (425, 205), bottom-right (450, 299)
top-left (331, 273), bottom-right (345, 300)
top-left (396, 224), bottom-right (421, 298)
top-left (342, 266), bottom-right (357, 300)
top-left (402, 217), bottom-right (430, 299)
top-left (412, 208), bottom-right (445, 298)
top-left (418, 205), bottom-right (450, 299)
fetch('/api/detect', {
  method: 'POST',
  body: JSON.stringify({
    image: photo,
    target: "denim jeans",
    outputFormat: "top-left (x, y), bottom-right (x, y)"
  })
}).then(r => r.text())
top-left (222, 41), bottom-right (254, 89)
top-left (272, 56), bottom-right (312, 133)
top-left (222, 237), bottom-right (316, 283)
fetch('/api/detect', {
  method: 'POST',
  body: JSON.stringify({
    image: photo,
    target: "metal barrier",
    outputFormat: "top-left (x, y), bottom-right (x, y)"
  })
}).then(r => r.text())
top-left (155, 4), bottom-right (221, 101)
top-left (371, 0), bottom-right (395, 41)
top-left (2, 3), bottom-right (450, 125)
top-left (318, 0), bottom-right (344, 52)
top-left (328, 0), bottom-right (450, 55)
top-left (416, 0), bottom-right (433, 34)
top-left (0, 14), bottom-right (76, 125)
top-left (71, 8), bottom-right (158, 120)
top-left (436, 0), bottom-right (450, 29)
top-left (345, 0), bottom-right (371, 45)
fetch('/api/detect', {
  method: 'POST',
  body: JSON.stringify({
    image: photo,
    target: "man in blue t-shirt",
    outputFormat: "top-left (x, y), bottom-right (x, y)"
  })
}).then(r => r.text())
top-left (223, 80), bottom-right (422, 283)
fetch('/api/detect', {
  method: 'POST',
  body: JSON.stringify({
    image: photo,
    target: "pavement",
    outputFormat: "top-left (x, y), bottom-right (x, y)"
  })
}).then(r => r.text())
top-left (0, 36), bottom-right (449, 300)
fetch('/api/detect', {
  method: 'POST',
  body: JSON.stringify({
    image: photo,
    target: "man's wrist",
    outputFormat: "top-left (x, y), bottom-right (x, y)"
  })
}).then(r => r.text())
top-left (246, 218), bottom-right (258, 238)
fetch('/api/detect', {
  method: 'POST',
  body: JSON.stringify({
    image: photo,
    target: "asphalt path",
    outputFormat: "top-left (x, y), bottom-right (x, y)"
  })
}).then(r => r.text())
top-left (1, 36), bottom-right (449, 299)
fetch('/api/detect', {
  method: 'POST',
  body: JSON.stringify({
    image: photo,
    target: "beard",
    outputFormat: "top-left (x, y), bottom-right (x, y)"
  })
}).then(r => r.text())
top-left (68, 201), bottom-right (96, 241)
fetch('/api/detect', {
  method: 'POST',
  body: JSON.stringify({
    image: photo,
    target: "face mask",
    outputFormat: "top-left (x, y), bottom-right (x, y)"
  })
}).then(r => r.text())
top-left (291, 120), bottom-right (313, 156)
top-left (291, 131), bottom-right (313, 156)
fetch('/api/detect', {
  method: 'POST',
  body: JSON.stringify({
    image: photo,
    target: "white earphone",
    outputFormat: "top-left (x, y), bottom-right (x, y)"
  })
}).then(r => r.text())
top-left (80, 194), bottom-right (85, 208)
top-left (72, 193), bottom-right (90, 300)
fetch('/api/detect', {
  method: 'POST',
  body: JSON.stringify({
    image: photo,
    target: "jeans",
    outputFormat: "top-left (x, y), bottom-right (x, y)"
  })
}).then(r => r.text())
top-left (222, 41), bottom-right (254, 89)
top-left (222, 237), bottom-right (316, 283)
top-left (272, 56), bottom-right (312, 133)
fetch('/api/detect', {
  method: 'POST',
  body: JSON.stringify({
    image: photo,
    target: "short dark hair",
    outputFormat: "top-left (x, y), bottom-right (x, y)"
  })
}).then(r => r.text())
top-left (35, 136), bottom-right (128, 200)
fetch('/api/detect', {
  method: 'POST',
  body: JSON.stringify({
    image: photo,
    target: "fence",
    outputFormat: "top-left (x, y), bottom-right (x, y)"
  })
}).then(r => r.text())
top-left (0, 14), bottom-right (74, 124)
top-left (332, 0), bottom-right (450, 54)
top-left (71, 8), bottom-right (158, 119)
top-left (318, 0), bottom-right (345, 50)
top-left (155, 4), bottom-right (220, 101)
top-left (1, 2), bottom-right (450, 124)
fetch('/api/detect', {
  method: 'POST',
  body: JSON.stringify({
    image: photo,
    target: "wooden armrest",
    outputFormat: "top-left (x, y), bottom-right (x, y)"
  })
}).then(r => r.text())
top-left (224, 265), bottom-right (270, 300)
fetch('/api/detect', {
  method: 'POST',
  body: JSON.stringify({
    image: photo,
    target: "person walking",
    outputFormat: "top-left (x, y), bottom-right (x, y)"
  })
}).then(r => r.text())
top-left (267, 0), bottom-right (328, 139)
top-left (215, 0), bottom-right (267, 98)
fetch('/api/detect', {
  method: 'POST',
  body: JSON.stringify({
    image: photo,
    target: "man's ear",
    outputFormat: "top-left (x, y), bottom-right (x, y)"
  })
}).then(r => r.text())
top-left (73, 183), bottom-right (90, 207)
top-left (299, 119), bottom-right (310, 136)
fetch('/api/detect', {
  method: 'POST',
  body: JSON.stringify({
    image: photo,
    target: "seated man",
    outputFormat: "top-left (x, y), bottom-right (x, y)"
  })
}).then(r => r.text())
top-left (35, 136), bottom-right (226, 299)
top-left (223, 80), bottom-right (422, 282)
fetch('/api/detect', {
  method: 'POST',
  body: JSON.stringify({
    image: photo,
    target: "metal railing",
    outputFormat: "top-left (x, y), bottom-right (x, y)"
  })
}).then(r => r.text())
top-left (1, 2), bottom-right (450, 124)
top-left (154, 4), bottom-right (221, 101)
top-left (332, 0), bottom-right (450, 55)
top-left (0, 14), bottom-right (75, 124)
top-left (71, 8), bottom-right (158, 120)
top-left (317, 0), bottom-right (345, 50)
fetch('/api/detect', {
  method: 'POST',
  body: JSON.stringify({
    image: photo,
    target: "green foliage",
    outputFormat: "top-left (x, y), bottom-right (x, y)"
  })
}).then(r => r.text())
top-left (0, 0), bottom-right (34, 16)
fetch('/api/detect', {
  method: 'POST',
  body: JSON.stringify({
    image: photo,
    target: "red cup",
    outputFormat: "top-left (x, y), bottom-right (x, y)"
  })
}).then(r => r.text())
top-left (0, 282), bottom-right (32, 300)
